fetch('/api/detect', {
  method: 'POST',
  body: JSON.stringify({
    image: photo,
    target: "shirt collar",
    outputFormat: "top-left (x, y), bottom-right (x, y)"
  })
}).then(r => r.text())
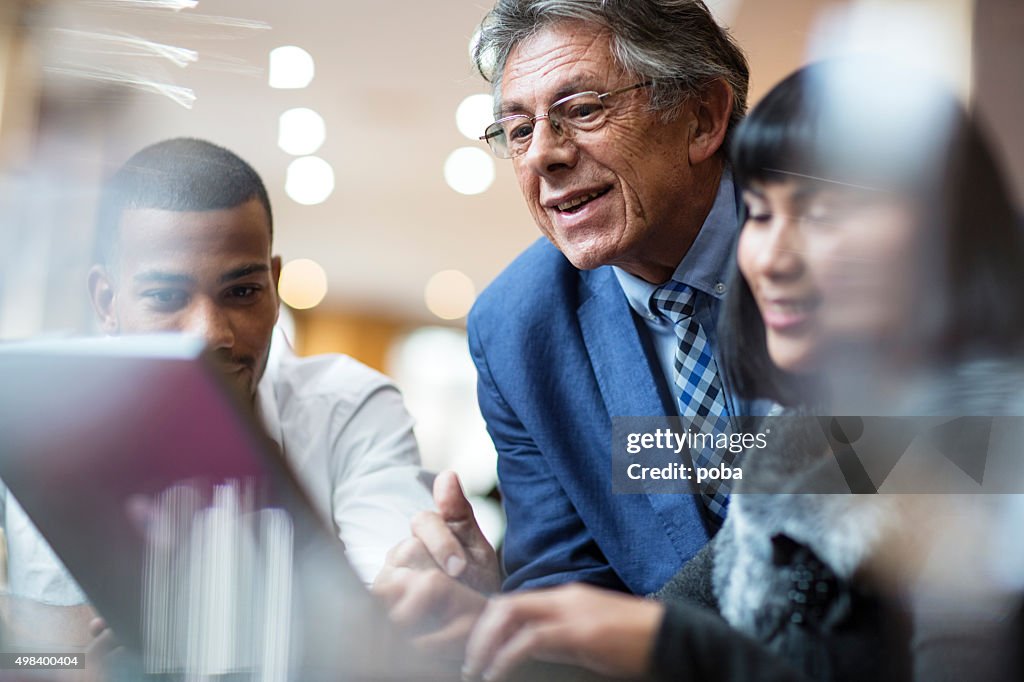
top-left (613, 168), bottom-right (739, 320)
top-left (253, 326), bottom-right (290, 449)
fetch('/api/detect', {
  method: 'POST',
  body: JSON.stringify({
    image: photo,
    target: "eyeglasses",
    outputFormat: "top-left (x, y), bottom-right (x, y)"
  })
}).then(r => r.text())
top-left (479, 81), bottom-right (652, 159)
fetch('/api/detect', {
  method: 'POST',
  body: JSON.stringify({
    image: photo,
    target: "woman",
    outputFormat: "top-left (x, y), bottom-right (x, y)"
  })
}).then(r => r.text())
top-left (461, 59), bottom-right (1024, 682)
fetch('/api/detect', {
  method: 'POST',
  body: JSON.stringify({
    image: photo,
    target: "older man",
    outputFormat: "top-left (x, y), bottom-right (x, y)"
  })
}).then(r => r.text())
top-left (373, 0), bottom-right (754, 653)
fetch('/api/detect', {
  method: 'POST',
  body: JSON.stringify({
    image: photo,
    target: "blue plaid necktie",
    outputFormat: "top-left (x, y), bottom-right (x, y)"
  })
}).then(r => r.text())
top-left (652, 280), bottom-right (732, 526)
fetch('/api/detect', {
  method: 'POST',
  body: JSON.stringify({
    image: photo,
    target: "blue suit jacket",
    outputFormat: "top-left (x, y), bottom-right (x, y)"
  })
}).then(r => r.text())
top-left (468, 238), bottom-right (753, 596)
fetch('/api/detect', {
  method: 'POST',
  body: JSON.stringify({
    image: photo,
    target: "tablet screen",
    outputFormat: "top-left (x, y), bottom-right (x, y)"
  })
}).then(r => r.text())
top-left (0, 335), bottom-right (412, 680)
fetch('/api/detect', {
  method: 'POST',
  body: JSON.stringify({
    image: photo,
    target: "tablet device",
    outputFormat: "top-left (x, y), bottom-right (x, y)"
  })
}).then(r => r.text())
top-left (0, 334), bottom-right (434, 680)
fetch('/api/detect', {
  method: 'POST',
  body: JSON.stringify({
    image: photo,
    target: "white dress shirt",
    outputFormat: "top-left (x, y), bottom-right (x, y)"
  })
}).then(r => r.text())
top-left (254, 330), bottom-right (434, 583)
top-left (1, 490), bottom-right (86, 605)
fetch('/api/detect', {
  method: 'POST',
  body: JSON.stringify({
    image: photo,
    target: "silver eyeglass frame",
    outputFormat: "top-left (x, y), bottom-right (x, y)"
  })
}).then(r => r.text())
top-left (479, 81), bottom-right (653, 159)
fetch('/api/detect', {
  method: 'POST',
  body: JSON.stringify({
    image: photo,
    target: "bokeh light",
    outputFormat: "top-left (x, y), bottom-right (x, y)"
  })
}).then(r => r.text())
top-left (268, 46), bottom-right (314, 89)
top-left (278, 258), bottom-right (328, 310)
top-left (455, 94), bottom-right (494, 141)
top-left (278, 107), bottom-right (326, 156)
top-left (443, 147), bottom-right (494, 195)
top-left (285, 156), bottom-right (334, 205)
top-left (424, 269), bottom-right (476, 320)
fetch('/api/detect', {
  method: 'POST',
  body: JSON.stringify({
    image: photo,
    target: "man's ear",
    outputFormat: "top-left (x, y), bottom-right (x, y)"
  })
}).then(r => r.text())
top-left (87, 265), bottom-right (119, 334)
top-left (688, 78), bottom-right (734, 166)
top-left (270, 255), bottom-right (283, 321)
top-left (271, 255), bottom-right (282, 290)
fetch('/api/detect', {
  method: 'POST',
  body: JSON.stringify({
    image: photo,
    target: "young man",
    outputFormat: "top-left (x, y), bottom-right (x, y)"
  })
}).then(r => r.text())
top-left (3, 138), bottom-right (432, 625)
top-left (88, 137), bottom-right (433, 584)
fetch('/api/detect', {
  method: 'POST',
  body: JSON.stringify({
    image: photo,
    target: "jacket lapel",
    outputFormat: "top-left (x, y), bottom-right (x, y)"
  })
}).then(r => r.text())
top-left (577, 267), bottom-right (711, 564)
top-left (577, 267), bottom-right (665, 419)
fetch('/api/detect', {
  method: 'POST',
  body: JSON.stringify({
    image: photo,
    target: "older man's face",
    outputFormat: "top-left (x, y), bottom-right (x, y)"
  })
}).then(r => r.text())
top-left (501, 21), bottom-right (705, 280)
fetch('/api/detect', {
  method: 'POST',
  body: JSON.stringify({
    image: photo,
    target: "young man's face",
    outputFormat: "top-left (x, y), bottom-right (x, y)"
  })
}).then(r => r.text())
top-left (90, 198), bottom-right (281, 399)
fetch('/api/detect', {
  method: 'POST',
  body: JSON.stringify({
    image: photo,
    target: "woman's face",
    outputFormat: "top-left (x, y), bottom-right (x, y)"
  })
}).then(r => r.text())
top-left (737, 177), bottom-right (920, 374)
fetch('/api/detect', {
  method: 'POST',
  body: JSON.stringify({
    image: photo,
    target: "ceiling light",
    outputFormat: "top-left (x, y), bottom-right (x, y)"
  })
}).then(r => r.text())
top-left (278, 258), bottom-right (328, 310)
top-left (455, 94), bottom-right (494, 141)
top-left (443, 147), bottom-right (494, 196)
top-left (268, 46), bottom-right (314, 89)
top-left (424, 270), bottom-right (476, 321)
top-left (285, 156), bottom-right (334, 205)
top-left (278, 107), bottom-right (326, 156)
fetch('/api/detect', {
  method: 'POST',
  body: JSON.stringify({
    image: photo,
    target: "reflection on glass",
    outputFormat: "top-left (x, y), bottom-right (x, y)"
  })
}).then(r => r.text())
top-left (141, 479), bottom-right (294, 680)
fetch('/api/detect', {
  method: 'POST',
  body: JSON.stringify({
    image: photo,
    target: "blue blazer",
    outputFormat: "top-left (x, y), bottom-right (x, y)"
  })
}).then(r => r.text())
top-left (468, 238), bottom-right (750, 596)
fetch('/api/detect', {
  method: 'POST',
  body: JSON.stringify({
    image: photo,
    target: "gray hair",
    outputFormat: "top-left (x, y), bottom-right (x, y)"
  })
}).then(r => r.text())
top-left (474, 0), bottom-right (749, 136)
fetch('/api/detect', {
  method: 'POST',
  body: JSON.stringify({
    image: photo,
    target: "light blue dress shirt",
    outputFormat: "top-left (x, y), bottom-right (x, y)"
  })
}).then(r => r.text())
top-left (612, 169), bottom-right (740, 416)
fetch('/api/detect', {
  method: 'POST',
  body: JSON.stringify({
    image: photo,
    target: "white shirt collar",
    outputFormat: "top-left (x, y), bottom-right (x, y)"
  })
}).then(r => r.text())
top-left (254, 326), bottom-right (292, 449)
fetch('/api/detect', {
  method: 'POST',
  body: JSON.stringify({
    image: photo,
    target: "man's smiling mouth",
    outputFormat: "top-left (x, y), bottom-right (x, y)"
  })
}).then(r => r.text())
top-left (555, 187), bottom-right (612, 213)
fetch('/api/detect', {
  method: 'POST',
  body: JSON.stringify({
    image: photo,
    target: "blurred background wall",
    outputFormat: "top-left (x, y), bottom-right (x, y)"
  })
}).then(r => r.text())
top-left (0, 0), bottom-right (1019, 544)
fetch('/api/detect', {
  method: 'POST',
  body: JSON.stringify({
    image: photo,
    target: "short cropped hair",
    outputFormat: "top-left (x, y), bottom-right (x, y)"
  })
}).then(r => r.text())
top-left (473, 0), bottom-right (749, 136)
top-left (720, 60), bottom-right (1024, 405)
top-left (95, 138), bottom-right (272, 269)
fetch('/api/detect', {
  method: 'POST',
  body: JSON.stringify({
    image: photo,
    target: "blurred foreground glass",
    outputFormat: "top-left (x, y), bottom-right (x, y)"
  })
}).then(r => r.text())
top-left (0, 336), bottom-right (453, 681)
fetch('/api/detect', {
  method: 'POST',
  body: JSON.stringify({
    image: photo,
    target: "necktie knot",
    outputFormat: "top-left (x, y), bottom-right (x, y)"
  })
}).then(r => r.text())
top-left (652, 280), bottom-right (697, 321)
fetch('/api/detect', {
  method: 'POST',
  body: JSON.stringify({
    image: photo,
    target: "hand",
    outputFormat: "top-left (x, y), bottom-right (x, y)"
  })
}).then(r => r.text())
top-left (409, 471), bottom-right (501, 593)
top-left (462, 584), bottom-right (665, 682)
top-left (86, 617), bottom-right (117, 654)
top-left (372, 564), bottom-right (489, 659)
top-left (371, 471), bottom-right (499, 658)
top-left (85, 617), bottom-right (124, 681)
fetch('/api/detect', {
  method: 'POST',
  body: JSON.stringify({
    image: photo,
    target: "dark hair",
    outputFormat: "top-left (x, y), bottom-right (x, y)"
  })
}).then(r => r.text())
top-left (473, 0), bottom-right (749, 139)
top-left (95, 138), bottom-right (273, 268)
top-left (720, 60), bottom-right (1024, 405)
